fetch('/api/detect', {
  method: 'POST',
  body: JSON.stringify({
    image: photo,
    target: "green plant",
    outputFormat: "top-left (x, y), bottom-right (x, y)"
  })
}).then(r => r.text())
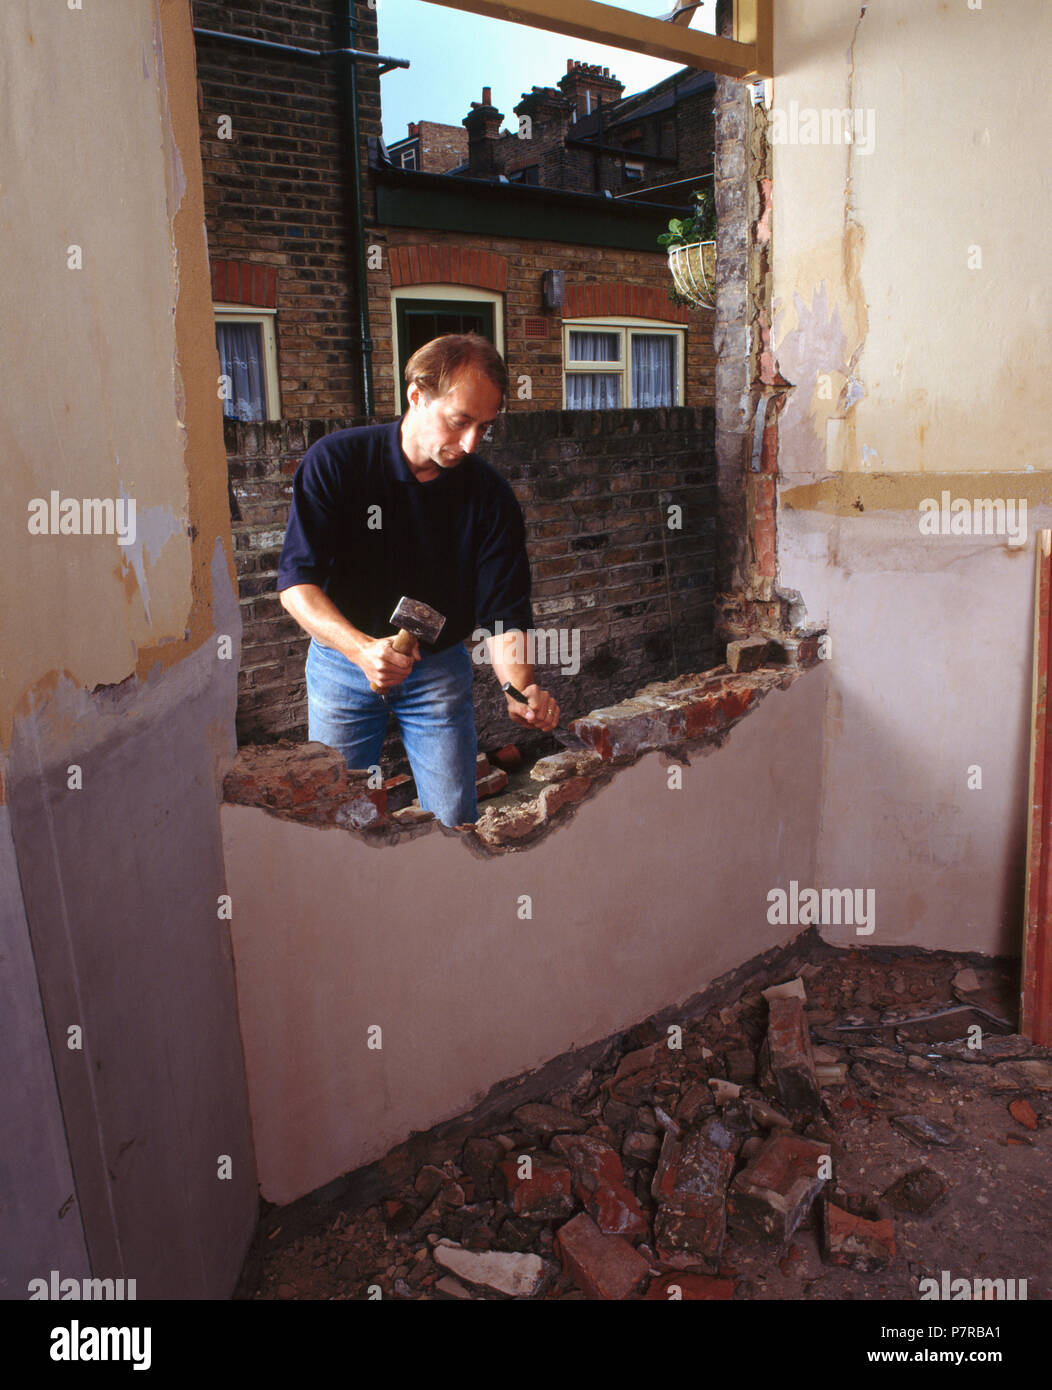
top-left (657, 186), bottom-right (717, 250)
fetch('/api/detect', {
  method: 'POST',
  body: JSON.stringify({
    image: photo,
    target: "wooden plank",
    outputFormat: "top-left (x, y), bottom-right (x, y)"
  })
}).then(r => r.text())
top-left (418, 0), bottom-right (768, 79)
top-left (1022, 530), bottom-right (1052, 1044)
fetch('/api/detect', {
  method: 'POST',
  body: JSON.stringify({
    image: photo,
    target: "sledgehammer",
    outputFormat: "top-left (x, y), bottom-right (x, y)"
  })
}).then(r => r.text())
top-left (369, 595), bottom-right (446, 694)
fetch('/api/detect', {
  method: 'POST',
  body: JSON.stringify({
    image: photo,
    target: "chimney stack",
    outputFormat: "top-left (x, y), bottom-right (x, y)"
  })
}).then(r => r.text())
top-left (463, 87), bottom-right (506, 176)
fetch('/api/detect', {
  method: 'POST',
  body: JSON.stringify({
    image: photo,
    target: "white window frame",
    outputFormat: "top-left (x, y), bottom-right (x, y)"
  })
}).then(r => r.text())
top-left (562, 316), bottom-right (686, 409)
top-left (214, 305), bottom-right (281, 422)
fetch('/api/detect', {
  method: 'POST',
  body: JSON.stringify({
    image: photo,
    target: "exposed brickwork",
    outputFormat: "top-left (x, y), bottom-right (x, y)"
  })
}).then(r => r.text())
top-left (194, 0), bottom-right (381, 420)
top-left (368, 227), bottom-right (715, 420)
top-left (225, 407), bottom-right (718, 751)
top-left (222, 658), bottom-right (824, 853)
top-left (212, 259), bottom-right (278, 308)
top-left (389, 244), bottom-right (508, 292)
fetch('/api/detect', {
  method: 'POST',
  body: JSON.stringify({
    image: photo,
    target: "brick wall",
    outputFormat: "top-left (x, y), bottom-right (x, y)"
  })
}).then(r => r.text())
top-left (369, 226), bottom-right (714, 420)
top-left (194, 0), bottom-right (380, 420)
top-left (226, 408), bottom-right (716, 762)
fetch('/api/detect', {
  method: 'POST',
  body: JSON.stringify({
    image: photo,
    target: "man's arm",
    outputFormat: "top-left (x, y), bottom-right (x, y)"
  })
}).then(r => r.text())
top-left (486, 628), bottom-right (559, 732)
top-left (279, 583), bottom-right (419, 691)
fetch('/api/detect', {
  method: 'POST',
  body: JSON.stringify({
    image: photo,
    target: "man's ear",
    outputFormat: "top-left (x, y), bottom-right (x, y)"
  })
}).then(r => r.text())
top-left (406, 380), bottom-right (431, 410)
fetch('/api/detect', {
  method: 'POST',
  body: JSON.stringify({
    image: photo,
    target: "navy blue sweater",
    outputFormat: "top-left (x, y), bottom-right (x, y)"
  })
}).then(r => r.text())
top-left (277, 419), bottom-right (533, 651)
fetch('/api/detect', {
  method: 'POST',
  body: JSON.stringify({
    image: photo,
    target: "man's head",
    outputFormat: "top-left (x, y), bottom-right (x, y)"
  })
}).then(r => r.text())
top-left (400, 334), bottom-right (506, 477)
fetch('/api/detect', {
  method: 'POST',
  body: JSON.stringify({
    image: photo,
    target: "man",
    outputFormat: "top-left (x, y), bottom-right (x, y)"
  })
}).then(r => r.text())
top-left (277, 333), bottom-right (559, 827)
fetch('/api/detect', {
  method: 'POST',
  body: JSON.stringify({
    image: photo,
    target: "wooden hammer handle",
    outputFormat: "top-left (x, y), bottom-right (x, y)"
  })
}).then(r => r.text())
top-left (369, 629), bottom-right (417, 693)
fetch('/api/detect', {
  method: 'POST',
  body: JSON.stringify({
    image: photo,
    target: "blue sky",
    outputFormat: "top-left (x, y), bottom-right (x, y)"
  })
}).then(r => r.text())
top-left (377, 0), bottom-right (716, 144)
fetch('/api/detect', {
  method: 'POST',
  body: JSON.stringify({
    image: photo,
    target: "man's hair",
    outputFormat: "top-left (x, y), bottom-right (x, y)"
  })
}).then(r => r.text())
top-left (405, 333), bottom-right (508, 402)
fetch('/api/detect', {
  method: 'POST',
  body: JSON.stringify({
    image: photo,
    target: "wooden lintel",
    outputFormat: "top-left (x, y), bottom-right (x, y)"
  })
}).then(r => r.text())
top-left (418, 0), bottom-right (767, 80)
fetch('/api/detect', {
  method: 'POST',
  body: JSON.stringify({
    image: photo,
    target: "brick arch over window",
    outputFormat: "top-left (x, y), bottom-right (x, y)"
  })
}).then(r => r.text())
top-left (564, 282), bottom-right (688, 324)
top-left (389, 245), bottom-right (508, 292)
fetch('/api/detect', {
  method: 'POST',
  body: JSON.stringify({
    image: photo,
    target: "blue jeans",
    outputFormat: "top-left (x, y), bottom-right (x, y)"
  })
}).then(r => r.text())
top-left (305, 638), bottom-right (479, 826)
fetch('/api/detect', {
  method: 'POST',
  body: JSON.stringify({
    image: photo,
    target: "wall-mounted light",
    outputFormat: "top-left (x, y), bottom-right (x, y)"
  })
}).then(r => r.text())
top-left (542, 268), bottom-right (565, 311)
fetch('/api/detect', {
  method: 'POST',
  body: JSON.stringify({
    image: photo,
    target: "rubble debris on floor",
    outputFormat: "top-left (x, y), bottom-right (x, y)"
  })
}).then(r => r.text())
top-left (237, 947), bottom-right (1050, 1301)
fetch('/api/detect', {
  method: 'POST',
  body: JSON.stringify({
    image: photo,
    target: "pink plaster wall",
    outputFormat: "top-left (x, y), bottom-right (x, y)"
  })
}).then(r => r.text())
top-left (222, 669), bottom-right (826, 1205)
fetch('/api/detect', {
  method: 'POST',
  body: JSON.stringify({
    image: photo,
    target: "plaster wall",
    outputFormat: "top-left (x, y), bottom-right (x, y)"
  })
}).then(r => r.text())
top-left (770, 0), bottom-right (1048, 954)
top-left (222, 668), bottom-right (826, 1206)
top-left (0, 1), bottom-right (256, 1295)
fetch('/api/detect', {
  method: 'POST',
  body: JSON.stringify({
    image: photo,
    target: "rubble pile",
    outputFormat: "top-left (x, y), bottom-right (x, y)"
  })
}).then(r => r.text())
top-left (243, 951), bottom-right (1050, 1300)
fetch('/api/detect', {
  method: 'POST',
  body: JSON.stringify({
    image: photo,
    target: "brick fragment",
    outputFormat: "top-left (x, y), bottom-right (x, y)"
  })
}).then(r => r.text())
top-left (725, 636), bottom-right (769, 673)
top-left (651, 1118), bottom-right (738, 1266)
top-left (552, 1133), bottom-right (647, 1236)
top-left (555, 1213), bottom-right (650, 1300)
top-left (1009, 1098), bottom-right (1039, 1130)
top-left (530, 748), bottom-right (603, 782)
top-left (499, 1151), bottom-right (575, 1220)
top-left (539, 775), bottom-right (592, 817)
top-left (390, 806), bottom-right (435, 828)
top-left (727, 1132), bottom-right (830, 1243)
top-left (476, 767), bottom-right (509, 799)
top-left (759, 994), bottom-right (821, 1114)
top-left (821, 1201), bottom-right (895, 1272)
top-left (489, 744), bottom-right (523, 771)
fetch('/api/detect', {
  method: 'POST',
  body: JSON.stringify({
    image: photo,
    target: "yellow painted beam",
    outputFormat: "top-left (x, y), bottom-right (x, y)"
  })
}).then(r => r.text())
top-left (418, 0), bottom-right (769, 80)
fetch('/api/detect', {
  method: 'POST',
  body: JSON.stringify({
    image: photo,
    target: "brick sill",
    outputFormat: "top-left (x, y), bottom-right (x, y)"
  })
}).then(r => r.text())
top-left (222, 639), bottom-right (826, 855)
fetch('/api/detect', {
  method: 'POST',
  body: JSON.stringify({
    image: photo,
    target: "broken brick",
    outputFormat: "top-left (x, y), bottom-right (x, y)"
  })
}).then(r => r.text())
top-left (555, 1213), bottom-right (650, 1300)
top-left (529, 748), bottom-right (602, 782)
top-left (725, 636), bottom-right (770, 674)
top-left (1009, 1099), bottom-right (1039, 1131)
top-left (759, 994), bottom-right (821, 1114)
top-left (727, 1132), bottom-right (830, 1243)
top-left (476, 767), bottom-right (509, 799)
top-left (882, 1167), bottom-right (947, 1216)
top-left (513, 1103), bottom-right (589, 1138)
top-left (489, 744), bottom-right (523, 771)
top-left (551, 1133), bottom-right (648, 1236)
top-left (499, 1151), bottom-right (575, 1221)
top-left (651, 1119), bottom-right (738, 1265)
top-left (821, 1201), bottom-right (895, 1272)
top-left (539, 775), bottom-right (592, 818)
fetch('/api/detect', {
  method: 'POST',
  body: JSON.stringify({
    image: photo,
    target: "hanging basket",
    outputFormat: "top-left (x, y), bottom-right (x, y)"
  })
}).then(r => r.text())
top-left (668, 241), bottom-right (716, 310)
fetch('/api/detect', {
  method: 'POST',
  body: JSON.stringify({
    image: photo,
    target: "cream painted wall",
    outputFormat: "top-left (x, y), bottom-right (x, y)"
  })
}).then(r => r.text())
top-left (769, 1), bottom-right (1048, 956)
top-left (223, 670), bottom-right (826, 1206)
top-left (1, 0), bottom-right (196, 737)
top-left (771, 0), bottom-right (1047, 482)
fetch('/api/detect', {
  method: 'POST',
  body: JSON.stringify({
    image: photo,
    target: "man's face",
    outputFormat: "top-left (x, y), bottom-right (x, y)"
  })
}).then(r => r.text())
top-left (403, 368), bottom-right (503, 476)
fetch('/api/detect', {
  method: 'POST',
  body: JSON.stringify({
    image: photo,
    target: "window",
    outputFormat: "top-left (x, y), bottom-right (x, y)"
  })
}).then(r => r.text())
top-left (214, 307), bottom-right (280, 422)
top-left (507, 165), bottom-right (540, 186)
top-left (623, 160), bottom-right (644, 182)
top-left (391, 286), bottom-right (504, 412)
top-left (400, 147), bottom-right (417, 170)
top-left (562, 319), bottom-right (685, 409)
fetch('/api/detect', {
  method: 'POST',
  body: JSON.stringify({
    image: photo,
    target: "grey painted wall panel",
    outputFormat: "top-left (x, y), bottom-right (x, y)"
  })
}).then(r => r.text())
top-left (0, 807), bottom-right (91, 1299)
top-left (7, 640), bottom-right (257, 1299)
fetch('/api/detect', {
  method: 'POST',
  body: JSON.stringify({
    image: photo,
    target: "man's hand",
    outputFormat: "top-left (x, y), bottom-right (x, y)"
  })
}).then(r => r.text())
top-left (505, 683), bottom-right (560, 732)
top-left (356, 635), bottom-right (421, 691)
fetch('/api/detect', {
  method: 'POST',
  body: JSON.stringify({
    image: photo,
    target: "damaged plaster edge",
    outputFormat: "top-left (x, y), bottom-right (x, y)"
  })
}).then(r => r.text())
top-left (223, 657), bottom-right (828, 858)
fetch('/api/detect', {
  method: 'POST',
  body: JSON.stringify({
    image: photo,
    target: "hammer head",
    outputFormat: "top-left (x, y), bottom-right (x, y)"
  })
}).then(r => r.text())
top-left (389, 595), bottom-right (446, 646)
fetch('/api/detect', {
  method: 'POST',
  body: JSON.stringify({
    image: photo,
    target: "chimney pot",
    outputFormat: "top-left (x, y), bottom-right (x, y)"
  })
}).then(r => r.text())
top-left (482, 86), bottom-right (492, 106)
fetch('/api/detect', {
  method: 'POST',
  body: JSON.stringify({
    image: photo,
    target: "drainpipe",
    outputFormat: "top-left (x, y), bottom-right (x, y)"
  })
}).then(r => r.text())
top-left (343, 3), bottom-right (375, 419)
